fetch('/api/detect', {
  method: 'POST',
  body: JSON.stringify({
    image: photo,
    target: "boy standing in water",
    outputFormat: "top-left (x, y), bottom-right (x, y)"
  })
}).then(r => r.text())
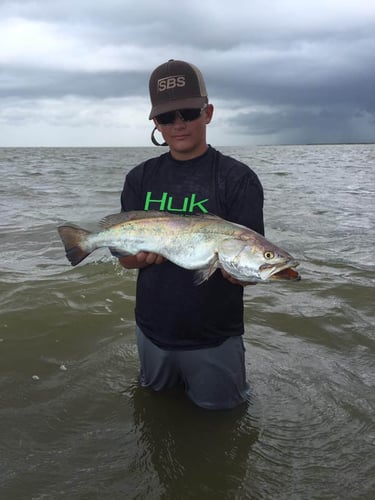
top-left (118, 60), bottom-right (264, 409)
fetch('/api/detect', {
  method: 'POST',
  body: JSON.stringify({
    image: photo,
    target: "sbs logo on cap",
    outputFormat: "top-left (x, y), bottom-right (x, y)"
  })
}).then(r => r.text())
top-left (158, 75), bottom-right (186, 92)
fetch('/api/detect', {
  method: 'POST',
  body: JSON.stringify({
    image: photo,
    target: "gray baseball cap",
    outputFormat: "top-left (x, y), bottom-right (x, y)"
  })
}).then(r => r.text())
top-left (148, 59), bottom-right (208, 119)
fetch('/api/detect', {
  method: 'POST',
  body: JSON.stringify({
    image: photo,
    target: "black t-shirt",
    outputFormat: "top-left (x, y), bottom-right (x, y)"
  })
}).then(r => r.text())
top-left (121, 146), bottom-right (264, 349)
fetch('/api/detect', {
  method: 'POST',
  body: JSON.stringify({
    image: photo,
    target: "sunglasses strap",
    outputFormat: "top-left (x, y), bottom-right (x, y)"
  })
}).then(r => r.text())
top-left (151, 127), bottom-right (168, 146)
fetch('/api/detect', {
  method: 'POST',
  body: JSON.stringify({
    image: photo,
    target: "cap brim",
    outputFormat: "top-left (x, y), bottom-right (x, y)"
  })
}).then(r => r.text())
top-left (149, 97), bottom-right (208, 119)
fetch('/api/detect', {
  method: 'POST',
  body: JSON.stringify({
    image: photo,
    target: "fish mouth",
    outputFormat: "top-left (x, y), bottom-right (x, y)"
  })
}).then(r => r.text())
top-left (260, 260), bottom-right (301, 281)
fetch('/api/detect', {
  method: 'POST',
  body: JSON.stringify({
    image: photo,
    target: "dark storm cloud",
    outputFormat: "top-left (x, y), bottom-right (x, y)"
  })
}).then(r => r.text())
top-left (232, 107), bottom-right (374, 144)
top-left (0, 67), bottom-right (149, 99)
top-left (1, 0), bottom-right (375, 145)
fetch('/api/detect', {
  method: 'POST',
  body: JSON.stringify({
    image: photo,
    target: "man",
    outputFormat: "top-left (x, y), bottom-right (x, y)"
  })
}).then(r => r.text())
top-left (118, 59), bottom-right (264, 410)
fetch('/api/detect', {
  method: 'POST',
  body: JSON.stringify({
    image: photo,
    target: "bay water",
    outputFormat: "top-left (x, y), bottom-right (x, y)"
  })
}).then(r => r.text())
top-left (0, 145), bottom-right (374, 499)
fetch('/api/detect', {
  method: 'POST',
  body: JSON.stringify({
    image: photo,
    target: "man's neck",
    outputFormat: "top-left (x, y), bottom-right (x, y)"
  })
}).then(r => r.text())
top-left (169, 144), bottom-right (209, 161)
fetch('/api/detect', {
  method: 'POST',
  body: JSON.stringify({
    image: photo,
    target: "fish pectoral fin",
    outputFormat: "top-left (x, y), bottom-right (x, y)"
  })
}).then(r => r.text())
top-left (193, 268), bottom-right (213, 285)
top-left (193, 258), bottom-right (219, 285)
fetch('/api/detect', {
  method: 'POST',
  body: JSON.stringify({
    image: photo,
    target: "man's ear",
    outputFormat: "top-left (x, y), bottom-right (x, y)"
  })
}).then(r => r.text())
top-left (153, 118), bottom-right (162, 131)
top-left (204, 104), bottom-right (214, 124)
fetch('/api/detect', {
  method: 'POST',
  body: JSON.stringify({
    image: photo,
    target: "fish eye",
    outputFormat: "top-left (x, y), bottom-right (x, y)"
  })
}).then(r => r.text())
top-left (264, 250), bottom-right (274, 260)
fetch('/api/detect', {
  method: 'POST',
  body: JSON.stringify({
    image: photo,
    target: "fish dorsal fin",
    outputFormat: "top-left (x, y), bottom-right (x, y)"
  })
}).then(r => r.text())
top-left (198, 212), bottom-right (223, 221)
top-left (99, 210), bottom-right (226, 229)
top-left (99, 210), bottom-right (173, 228)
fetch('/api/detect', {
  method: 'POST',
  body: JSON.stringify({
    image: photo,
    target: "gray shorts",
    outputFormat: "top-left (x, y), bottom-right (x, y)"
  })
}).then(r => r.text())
top-left (135, 326), bottom-right (249, 410)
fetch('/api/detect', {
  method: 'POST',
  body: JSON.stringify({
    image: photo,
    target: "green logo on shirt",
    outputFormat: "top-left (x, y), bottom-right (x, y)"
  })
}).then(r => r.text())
top-left (144, 191), bottom-right (209, 213)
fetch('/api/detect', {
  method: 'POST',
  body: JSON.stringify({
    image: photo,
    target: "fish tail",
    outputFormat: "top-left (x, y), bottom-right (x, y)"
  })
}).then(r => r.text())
top-left (57, 225), bottom-right (92, 266)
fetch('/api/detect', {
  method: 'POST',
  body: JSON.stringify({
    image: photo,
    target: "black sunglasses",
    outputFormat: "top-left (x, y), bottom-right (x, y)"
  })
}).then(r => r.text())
top-left (155, 106), bottom-right (207, 125)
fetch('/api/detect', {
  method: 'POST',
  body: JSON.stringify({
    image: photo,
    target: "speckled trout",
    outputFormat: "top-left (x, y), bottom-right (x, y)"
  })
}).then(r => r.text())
top-left (57, 211), bottom-right (300, 283)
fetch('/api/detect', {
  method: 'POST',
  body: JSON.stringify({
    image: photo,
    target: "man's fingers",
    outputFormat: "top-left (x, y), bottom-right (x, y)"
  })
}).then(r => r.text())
top-left (135, 252), bottom-right (165, 265)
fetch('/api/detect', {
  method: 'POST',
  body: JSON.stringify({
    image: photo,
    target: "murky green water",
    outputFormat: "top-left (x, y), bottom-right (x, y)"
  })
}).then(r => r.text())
top-left (1, 145), bottom-right (374, 499)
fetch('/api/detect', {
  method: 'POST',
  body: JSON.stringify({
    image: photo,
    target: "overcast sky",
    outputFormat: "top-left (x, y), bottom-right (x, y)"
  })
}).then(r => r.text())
top-left (1, 0), bottom-right (374, 147)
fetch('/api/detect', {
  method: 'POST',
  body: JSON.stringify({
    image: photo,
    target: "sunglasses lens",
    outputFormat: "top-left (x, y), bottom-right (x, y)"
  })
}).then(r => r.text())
top-left (155, 108), bottom-right (203, 125)
top-left (155, 111), bottom-right (177, 125)
top-left (179, 109), bottom-right (202, 121)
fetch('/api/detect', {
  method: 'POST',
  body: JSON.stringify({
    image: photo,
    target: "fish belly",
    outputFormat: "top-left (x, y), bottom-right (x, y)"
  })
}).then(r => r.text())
top-left (91, 227), bottom-right (216, 270)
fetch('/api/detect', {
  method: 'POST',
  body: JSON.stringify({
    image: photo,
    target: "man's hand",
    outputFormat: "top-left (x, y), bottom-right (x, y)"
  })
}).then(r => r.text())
top-left (137, 252), bottom-right (165, 265)
top-left (220, 269), bottom-right (257, 286)
top-left (119, 252), bottom-right (166, 269)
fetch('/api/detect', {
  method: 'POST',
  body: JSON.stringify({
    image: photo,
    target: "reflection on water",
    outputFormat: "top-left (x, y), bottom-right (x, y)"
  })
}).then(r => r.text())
top-left (131, 385), bottom-right (259, 499)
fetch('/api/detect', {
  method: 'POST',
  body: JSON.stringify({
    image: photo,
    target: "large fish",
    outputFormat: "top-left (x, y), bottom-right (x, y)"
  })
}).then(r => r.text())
top-left (57, 211), bottom-right (300, 283)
